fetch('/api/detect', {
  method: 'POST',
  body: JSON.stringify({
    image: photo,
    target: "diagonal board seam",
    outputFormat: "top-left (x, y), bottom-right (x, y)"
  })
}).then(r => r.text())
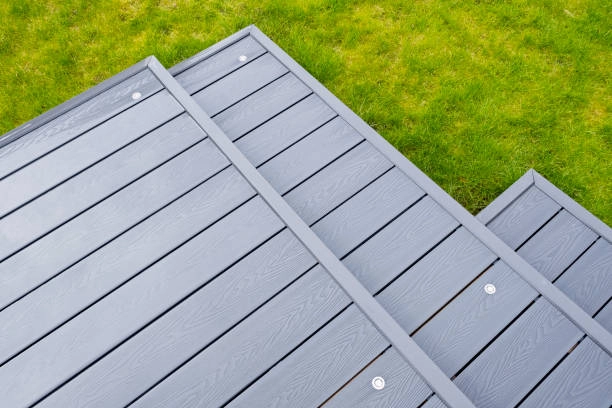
top-left (240, 25), bottom-right (612, 355)
top-left (146, 56), bottom-right (477, 408)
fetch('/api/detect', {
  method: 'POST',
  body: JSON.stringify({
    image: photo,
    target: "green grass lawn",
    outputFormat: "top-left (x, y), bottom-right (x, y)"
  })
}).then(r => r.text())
top-left (1, 0), bottom-right (610, 223)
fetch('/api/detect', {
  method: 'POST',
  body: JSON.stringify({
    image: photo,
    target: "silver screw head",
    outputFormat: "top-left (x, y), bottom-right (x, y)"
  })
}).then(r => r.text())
top-left (484, 283), bottom-right (496, 295)
top-left (371, 376), bottom-right (385, 390)
top-left (131, 92), bottom-right (142, 100)
top-left (238, 55), bottom-right (248, 62)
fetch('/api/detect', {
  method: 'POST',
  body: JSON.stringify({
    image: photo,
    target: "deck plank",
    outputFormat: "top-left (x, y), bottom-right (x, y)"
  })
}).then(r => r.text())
top-left (229, 306), bottom-right (387, 408)
top-left (515, 210), bottom-right (598, 281)
top-left (376, 227), bottom-right (496, 331)
top-left (236, 94), bottom-right (336, 167)
top-left (214, 73), bottom-right (312, 140)
top-left (0, 114), bottom-right (203, 259)
top-left (343, 197), bottom-right (462, 294)
top-left (0, 197), bottom-right (283, 408)
top-left (192, 53), bottom-right (287, 116)
top-left (284, 142), bottom-right (392, 225)
top-left (520, 336), bottom-right (612, 408)
top-left (0, 91), bottom-right (183, 218)
top-left (0, 167), bottom-right (254, 366)
top-left (0, 137), bottom-right (228, 310)
top-left (258, 117), bottom-right (362, 194)
top-left (175, 36), bottom-right (266, 95)
top-left (323, 347), bottom-right (431, 408)
top-left (453, 299), bottom-right (582, 407)
top-left (555, 238), bottom-right (612, 314)
top-left (310, 168), bottom-right (424, 256)
top-left (130, 265), bottom-right (350, 408)
top-left (0, 70), bottom-right (162, 179)
top-left (519, 303), bottom-right (612, 408)
top-left (486, 185), bottom-right (561, 249)
top-left (36, 230), bottom-right (317, 408)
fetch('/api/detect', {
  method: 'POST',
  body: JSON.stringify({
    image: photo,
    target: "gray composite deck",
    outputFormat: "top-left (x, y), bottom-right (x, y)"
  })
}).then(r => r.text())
top-left (0, 57), bottom-right (469, 408)
top-left (0, 25), bottom-right (610, 408)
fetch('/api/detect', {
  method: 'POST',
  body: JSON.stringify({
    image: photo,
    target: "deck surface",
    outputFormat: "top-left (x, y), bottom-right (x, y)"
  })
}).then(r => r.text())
top-left (0, 26), bottom-right (609, 408)
top-left (165, 28), bottom-right (611, 407)
top-left (0, 58), bottom-right (436, 408)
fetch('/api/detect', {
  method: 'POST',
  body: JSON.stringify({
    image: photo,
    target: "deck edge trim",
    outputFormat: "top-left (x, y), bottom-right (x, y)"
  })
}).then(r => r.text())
top-left (147, 56), bottom-right (478, 408)
top-left (246, 26), bottom-right (612, 355)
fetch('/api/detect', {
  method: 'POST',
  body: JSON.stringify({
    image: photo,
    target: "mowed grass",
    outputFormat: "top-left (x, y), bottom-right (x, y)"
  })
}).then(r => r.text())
top-left (0, 0), bottom-right (610, 223)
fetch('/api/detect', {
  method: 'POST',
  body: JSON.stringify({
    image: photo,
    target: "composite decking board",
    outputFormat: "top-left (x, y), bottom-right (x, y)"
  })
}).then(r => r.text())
top-left (0, 137), bottom-right (229, 311)
top-left (484, 185), bottom-right (561, 249)
top-left (284, 141), bottom-right (393, 225)
top-left (416, 313), bottom-right (612, 408)
top-left (0, 69), bottom-right (163, 178)
top-left (342, 198), bottom-right (463, 295)
top-left (214, 73), bottom-right (313, 140)
top-left (599, 300), bottom-right (612, 332)
top-left (521, 336), bottom-right (612, 408)
top-left (129, 265), bottom-right (349, 408)
top-left (37, 229), bottom-right (317, 408)
top-left (310, 168), bottom-right (424, 257)
top-left (228, 305), bottom-right (389, 408)
top-left (450, 298), bottom-right (584, 407)
top-left (323, 347), bottom-right (431, 408)
top-left (0, 113), bottom-right (203, 260)
top-left (374, 227), bottom-right (496, 331)
top-left (175, 35), bottom-right (266, 94)
top-left (555, 238), bottom-right (612, 317)
top-left (258, 116), bottom-right (363, 194)
top-left (192, 53), bottom-right (288, 116)
top-left (0, 197), bottom-right (284, 408)
top-left (0, 91), bottom-right (183, 219)
top-left (422, 398), bottom-right (447, 408)
top-left (510, 210), bottom-right (599, 281)
top-left (519, 303), bottom-right (612, 408)
top-left (236, 94), bottom-right (337, 167)
top-left (0, 167), bottom-right (254, 366)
